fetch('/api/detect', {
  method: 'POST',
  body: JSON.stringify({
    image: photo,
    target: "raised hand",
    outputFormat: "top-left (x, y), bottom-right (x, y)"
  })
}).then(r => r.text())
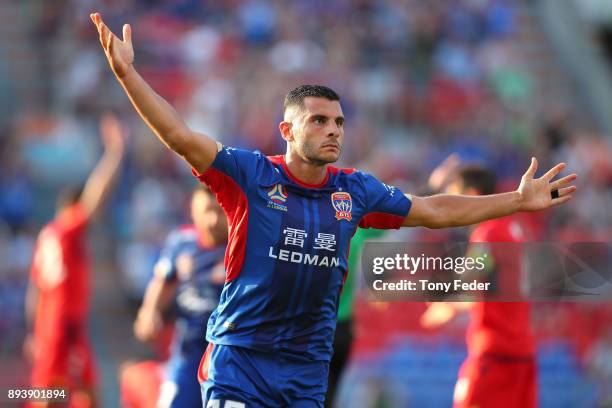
top-left (99, 113), bottom-right (126, 155)
top-left (428, 153), bottom-right (461, 192)
top-left (518, 158), bottom-right (577, 211)
top-left (88, 11), bottom-right (218, 173)
top-left (90, 12), bottom-right (134, 78)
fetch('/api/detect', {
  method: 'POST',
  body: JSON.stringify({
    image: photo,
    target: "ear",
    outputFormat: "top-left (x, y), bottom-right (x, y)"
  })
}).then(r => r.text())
top-left (279, 121), bottom-right (293, 142)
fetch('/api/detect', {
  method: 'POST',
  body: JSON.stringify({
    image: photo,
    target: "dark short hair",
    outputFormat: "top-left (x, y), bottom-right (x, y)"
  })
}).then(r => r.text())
top-left (283, 85), bottom-right (340, 115)
top-left (457, 165), bottom-right (497, 195)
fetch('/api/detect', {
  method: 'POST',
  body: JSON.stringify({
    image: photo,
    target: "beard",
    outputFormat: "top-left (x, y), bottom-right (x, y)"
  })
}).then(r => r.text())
top-left (300, 139), bottom-right (341, 165)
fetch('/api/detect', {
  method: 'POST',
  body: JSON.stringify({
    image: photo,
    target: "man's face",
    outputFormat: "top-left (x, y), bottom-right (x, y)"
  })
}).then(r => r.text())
top-left (191, 190), bottom-right (228, 245)
top-left (285, 97), bottom-right (345, 165)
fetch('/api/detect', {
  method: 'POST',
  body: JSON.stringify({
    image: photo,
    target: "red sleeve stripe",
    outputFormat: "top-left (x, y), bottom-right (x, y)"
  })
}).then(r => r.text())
top-left (193, 167), bottom-right (249, 283)
top-left (359, 212), bottom-right (405, 230)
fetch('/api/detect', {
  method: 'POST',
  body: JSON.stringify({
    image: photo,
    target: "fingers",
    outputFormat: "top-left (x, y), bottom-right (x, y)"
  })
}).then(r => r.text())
top-left (90, 12), bottom-right (121, 52)
top-left (551, 195), bottom-right (573, 207)
top-left (97, 20), bottom-right (106, 49)
top-left (89, 12), bottom-right (98, 27)
top-left (550, 173), bottom-right (577, 190)
top-left (123, 24), bottom-right (132, 45)
top-left (91, 13), bottom-right (109, 50)
top-left (90, 12), bottom-right (102, 35)
top-left (557, 186), bottom-right (576, 197)
top-left (543, 162), bottom-right (567, 181)
top-left (524, 157), bottom-right (538, 179)
top-left (106, 26), bottom-right (114, 53)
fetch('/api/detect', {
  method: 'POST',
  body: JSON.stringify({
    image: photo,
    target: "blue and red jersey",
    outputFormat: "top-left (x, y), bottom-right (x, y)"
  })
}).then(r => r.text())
top-left (154, 225), bottom-right (225, 355)
top-left (193, 146), bottom-right (411, 362)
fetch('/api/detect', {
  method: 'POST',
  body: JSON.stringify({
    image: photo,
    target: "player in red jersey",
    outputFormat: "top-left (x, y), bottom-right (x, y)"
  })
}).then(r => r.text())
top-left (24, 114), bottom-right (125, 408)
top-left (422, 165), bottom-right (537, 408)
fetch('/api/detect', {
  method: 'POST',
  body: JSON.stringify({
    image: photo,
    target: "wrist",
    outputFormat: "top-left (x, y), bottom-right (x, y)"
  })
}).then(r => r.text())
top-left (512, 190), bottom-right (525, 212)
top-left (117, 63), bottom-right (136, 82)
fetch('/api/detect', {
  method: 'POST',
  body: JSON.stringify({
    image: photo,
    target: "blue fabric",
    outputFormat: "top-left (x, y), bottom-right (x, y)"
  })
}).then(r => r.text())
top-left (202, 344), bottom-right (328, 407)
top-left (164, 346), bottom-right (205, 408)
top-left (155, 226), bottom-right (225, 348)
top-left (154, 226), bottom-right (225, 407)
top-left (199, 147), bottom-right (412, 363)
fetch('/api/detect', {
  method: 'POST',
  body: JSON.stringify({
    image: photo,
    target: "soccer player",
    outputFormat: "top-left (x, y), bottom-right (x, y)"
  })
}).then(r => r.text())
top-left (421, 165), bottom-right (537, 408)
top-left (122, 186), bottom-right (227, 408)
top-left (24, 114), bottom-right (125, 408)
top-left (90, 13), bottom-right (576, 407)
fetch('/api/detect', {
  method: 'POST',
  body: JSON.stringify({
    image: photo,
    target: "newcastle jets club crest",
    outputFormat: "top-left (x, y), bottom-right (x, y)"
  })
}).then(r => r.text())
top-left (331, 192), bottom-right (352, 221)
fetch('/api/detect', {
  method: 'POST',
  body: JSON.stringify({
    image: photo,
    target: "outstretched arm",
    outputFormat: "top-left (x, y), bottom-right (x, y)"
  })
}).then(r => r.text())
top-left (404, 158), bottom-right (577, 228)
top-left (79, 113), bottom-right (125, 220)
top-left (90, 12), bottom-right (218, 173)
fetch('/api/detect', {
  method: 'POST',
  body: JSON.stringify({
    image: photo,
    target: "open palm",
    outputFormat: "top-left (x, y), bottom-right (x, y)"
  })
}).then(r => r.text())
top-left (518, 158), bottom-right (577, 211)
top-left (90, 13), bottom-right (134, 78)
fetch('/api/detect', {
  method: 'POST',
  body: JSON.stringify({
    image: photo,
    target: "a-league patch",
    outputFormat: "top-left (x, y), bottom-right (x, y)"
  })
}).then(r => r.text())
top-left (268, 184), bottom-right (288, 204)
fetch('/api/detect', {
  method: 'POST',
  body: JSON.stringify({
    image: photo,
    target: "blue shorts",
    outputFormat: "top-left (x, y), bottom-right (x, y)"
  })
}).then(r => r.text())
top-left (199, 344), bottom-right (329, 407)
top-left (159, 348), bottom-right (203, 408)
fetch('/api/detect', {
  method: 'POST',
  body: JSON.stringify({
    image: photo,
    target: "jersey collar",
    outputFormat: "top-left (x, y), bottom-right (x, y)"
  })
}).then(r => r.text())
top-left (278, 155), bottom-right (330, 189)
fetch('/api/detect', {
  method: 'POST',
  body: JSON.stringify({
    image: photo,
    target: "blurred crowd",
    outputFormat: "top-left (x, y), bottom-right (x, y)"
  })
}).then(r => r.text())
top-left (1, 0), bottom-right (612, 402)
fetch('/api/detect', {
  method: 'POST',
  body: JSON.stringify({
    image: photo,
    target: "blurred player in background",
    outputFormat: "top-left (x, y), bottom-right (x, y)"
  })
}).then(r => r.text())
top-left (24, 114), bottom-right (125, 408)
top-left (90, 12), bottom-right (575, 407)
top-left (421, 165), bottom-right (537, 408)
top-left (121, 186), bottom-right (227, 408)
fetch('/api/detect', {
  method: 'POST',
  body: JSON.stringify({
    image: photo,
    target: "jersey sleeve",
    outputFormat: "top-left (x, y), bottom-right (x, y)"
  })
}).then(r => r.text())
top-left (358, 173), bottom-right (412, 229)
top-left (191, 146), bottom-right (259, 282)
top-left (153, 231), bottom-right (182, 282)
top-left (192, 146), bottom-right (267, 195)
